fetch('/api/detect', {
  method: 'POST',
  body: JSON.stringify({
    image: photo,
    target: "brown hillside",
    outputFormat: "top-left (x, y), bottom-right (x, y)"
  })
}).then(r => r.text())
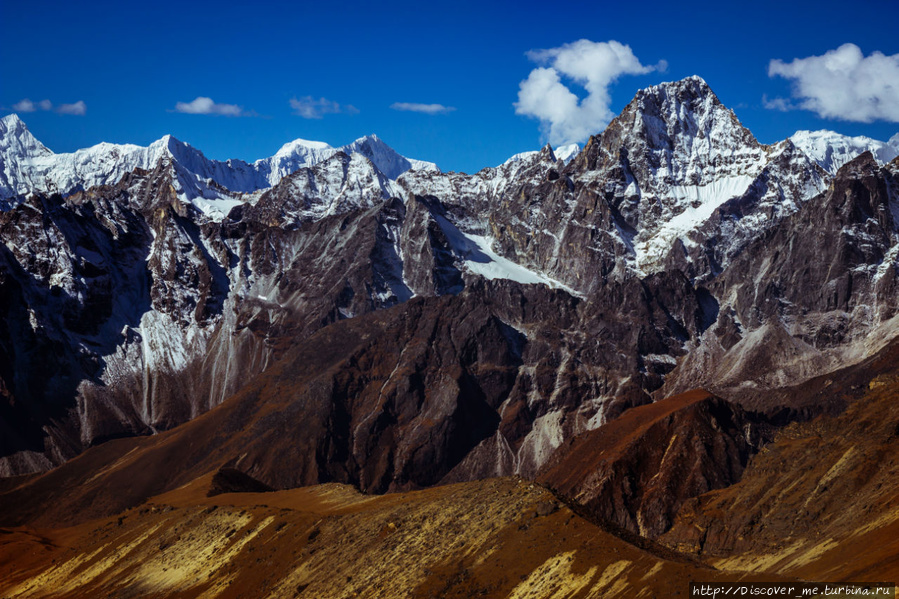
top-left (538, 390), bottom-right (765, 539)
top-left (0, 476), bottom-right (791, 599)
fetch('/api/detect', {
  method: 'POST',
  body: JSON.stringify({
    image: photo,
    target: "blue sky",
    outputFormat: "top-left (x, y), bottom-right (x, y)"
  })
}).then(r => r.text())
top-left (2, 0), bottom-right (898, 173)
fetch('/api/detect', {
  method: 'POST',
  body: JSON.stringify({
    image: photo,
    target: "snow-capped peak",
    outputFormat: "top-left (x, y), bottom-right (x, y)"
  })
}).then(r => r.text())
top-left (499, 143), bottom-right (581, 167)
top-left (597, 75), bottom-right (762, 194)
top-left (583, 77), bottom-right (828, 276)
top-left (255, 133), bottom-right (437, 186)
top-left (790, 130), bottom-right (899, 175)
top-left (343, 134), bottom-right (439, 179)
top-left (1, 114), bottom-right (54, 199)
top-left (1, 113), bottom-right (52, 159)
top-left (274, 138), bottom-right (334, 155)
top-left (645, 74), bottom-right (712, 97)
top-left (553, 144), bottom-right (580, 163)
top-left (618, 76), bottom-right (759, 156)
top-left (0, 117), bottom-right (439, 215)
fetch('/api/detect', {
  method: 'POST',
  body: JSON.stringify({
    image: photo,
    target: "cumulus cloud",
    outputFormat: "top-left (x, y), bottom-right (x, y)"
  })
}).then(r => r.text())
top-left (515, 39), bottom-right (664, 145)
top-left (12, 99), bottom-right (37, 112)
top-left (174, 97), bottom-right (245, 116)
top-left (767, 44), bottom-right (899, 122)
top-left (57, 101), bottom-right (86, 116)
top-left (761, 95), bottom-right (796, 112)
top-left (390, 102), bottom-right (455, 114)
top-left (290, 96), bottom-right (359, 119)
top-left (11, 98), bottom-right (83, 115)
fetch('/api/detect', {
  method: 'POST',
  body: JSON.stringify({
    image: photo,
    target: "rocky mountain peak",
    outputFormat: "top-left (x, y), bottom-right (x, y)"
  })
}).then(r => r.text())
top-left (554, 77), bottom-right (829, 280)
top-left (157, 134), bottom-right (191, 154)
top-left (614, 76), bottom-right (758, 165)
top-left (1, 113), bottom-right (26, 136)
top-left (0, 113), bottom-right (27, 135)
top-left (634, 74), bottom-right (717, 108)
top-left (539, 143), bottom-right (557, 161)
top-left (0, 113), bottom-right (22, 125)
top-left (496, 143), bottom-right (579, 168)
top-left (834, 149), bottom-right (880, 179)
top-left (575, 76), bottom-right (761, 187)
top-left (245, 149), bottom-right (397, 227)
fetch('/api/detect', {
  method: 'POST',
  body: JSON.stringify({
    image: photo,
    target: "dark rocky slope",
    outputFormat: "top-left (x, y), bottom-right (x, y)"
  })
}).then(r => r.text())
top-left (0, 277), bottom-right (711, 528)
top-left (665, 153), bottom-right (899, 405)
top-left (538, 390), bottom-right (768, 539)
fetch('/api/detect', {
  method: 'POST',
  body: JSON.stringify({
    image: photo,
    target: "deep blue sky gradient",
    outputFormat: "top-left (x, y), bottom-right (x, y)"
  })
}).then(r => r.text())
top-left (3, 0), bottom-right (898, 173)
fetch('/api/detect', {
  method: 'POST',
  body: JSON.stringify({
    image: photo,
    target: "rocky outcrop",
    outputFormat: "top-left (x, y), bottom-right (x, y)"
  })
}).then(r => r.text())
top-left (207, 467), bottom-right (274, 497)
top-left (537, 390), bottom-right (766, 539)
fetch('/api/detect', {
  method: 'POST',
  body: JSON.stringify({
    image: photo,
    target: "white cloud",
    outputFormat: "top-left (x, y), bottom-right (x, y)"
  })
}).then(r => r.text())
top-left (12, 98), bottom-right (86, 115)
top-left (57, 101), bottom-right (86, 116)
top-left (768, 44), bottom-right (899, 122)
top-left (515, 39), bottom-right (664, 145)
top-left (290, 96), bottom-right (359, 119)
top-left (13, 99), bottom-right (36, 112)
top-left (390, 102), bottom-right (455, 114)
top-left (174, 96), bottom-right (244, 116)
top-left (761, 95), bottom-right (796, 112)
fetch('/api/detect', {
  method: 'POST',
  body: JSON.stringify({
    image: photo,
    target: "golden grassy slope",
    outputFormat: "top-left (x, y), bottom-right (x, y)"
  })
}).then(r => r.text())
top-left (0, 476), bottom-right (789, 599)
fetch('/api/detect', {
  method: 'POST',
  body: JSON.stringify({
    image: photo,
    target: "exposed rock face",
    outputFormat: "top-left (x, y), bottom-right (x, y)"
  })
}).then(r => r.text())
top-left (665, 152), bottom-right (899, 405)
top-left (207, 467), bottom-right (273, 497)
top-left (538, 390), bottom-right (766, 539)
top-left (398, 76), bottom-right (826, 292)
top-left (0, 153), bottom-right (423, 475)
top-left (0, 278), bottom-right (717, 528)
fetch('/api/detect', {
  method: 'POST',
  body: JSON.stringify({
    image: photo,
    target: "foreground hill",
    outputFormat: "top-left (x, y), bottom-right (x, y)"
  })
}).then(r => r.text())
top-left (661, 340), bottom-right (899, 581)
top-left (0, 476), bottom-right (793, 599)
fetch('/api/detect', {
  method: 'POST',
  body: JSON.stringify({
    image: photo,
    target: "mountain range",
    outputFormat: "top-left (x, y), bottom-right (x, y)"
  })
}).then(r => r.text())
top-left (0, 115), bottom-right (439, 219)
top-left (1, 76), bottom-right (899, 595)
